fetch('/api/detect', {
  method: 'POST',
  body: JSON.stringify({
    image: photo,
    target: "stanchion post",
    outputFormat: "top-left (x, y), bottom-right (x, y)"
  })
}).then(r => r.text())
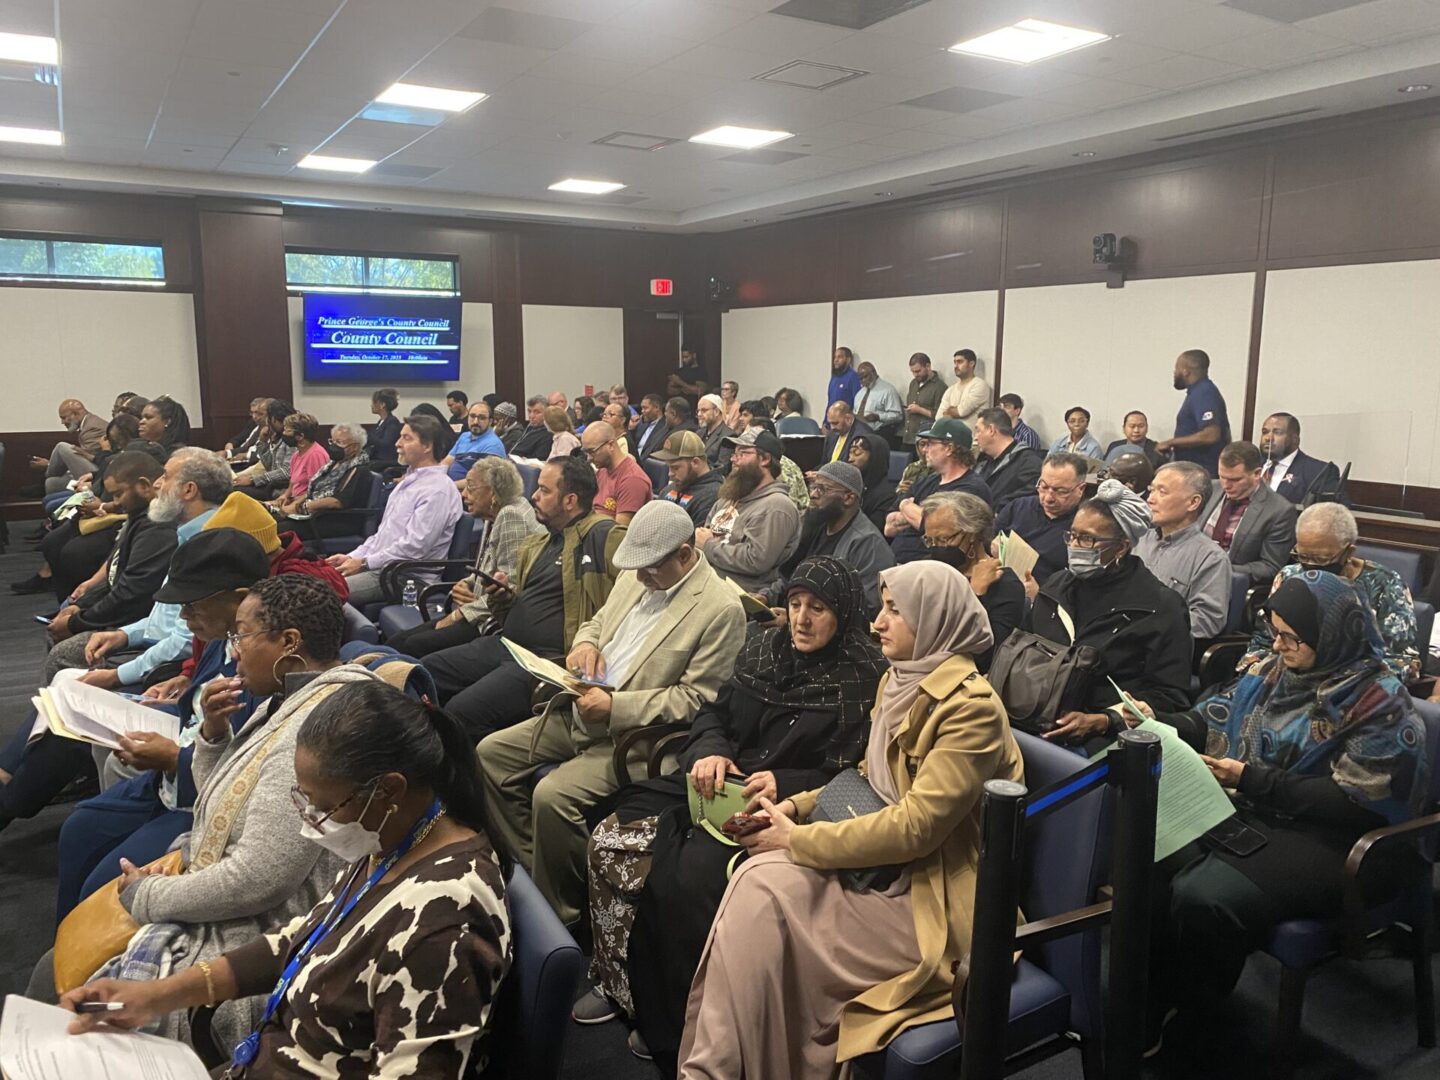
top-left (958, 778), bottom-right (1027, 1080)
top-left (1105, 728), bottom-right (1162, 1080)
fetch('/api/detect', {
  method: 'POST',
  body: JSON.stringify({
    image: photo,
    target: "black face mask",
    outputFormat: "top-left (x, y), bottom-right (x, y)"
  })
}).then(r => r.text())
top-left (928, 545), bottom-right (971, 572)
top-left (1292, 549), bottom-right (1348, 576)
top-left (280, 434), bottom-right (299, 448)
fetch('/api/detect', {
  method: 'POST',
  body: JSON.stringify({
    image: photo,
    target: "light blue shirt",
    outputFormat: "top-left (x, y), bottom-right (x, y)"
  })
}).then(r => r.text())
top-left (853, 376), bottom-right (904, 429)
top-left (117, 507), bottom-right (217, 685)
top-left (1049, 431), bottom-right (1104, 459)
top-left (447, 428), bottom-right (507, 480)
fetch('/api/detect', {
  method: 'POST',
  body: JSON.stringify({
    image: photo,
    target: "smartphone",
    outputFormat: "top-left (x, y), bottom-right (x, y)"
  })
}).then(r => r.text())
top-left (471, 569), bottom-right (513, 594)
top-left (1205, 817), bottom-right (1267, 857)
top-left (34, 614), bottom-right (53, 625)
top-left (721, 812), bottom-right (770, 838)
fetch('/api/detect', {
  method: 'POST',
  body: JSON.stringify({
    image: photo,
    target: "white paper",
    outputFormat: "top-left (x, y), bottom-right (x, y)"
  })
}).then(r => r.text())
top-left (45, 669), bottom-right (181, 748)
top-left (0, 995), bottom-right (209, 1080)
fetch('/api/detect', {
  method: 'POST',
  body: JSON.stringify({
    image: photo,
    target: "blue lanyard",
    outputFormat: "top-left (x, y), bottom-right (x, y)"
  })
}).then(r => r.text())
top-left (229, 798), bottom-right (444, 1072)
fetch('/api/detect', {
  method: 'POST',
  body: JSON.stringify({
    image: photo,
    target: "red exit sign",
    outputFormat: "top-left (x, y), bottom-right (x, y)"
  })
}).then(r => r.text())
top-left (650, 278), bottom-right (674, 296)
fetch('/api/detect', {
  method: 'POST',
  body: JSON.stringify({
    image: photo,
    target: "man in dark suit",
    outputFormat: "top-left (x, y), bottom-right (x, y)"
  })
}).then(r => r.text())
top-left (972, 407), bottom-right (1044, 510)
top-left (1258, 412), bottom-right (1345, 505)
top-left (629, 393), bottom-right (670, 461)
top-left (820, 401), bottom-right (868, 465)
top-left (1202, 440), bottom-right (1298, 585)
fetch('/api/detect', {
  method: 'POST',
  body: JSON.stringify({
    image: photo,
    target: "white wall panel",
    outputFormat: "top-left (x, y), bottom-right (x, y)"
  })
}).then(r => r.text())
top-left (0, 288), bottom-right (203, 429)
top-left (720, 303), bottom-right (834, 420)
top-left (835, 292), bottom-right (1000, 410)
top-left (1257, 261), bottom-right (1440, 487)
top-left (1001, 274), bottom-right (1254, 451)
top-left (522, 304), bottom-right (624, 402)
top-left (288, 296), bottom-right (494, 424)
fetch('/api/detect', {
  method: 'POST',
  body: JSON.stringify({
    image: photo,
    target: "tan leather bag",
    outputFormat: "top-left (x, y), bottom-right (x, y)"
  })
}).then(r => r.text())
top-left (53, 848), bottom-right (185, 993)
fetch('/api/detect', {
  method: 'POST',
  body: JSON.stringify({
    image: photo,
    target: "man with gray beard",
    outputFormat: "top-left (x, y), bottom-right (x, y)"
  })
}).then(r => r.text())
top-left (694, 429), bottom-right (801, 593)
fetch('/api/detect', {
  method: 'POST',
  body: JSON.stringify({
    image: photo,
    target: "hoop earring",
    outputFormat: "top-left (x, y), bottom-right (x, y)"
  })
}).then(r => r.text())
top-left (272, 650), bottom-right (306, 686)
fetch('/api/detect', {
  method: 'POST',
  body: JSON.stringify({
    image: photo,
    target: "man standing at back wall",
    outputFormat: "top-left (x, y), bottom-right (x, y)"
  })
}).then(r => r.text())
top-left (828, 346), bottom-right (862, 413)
top-left (1156, 348), bottom-right (1229, 477)
top-left (939, 349), bottom-right (991, 423)
top-left (902, 352), bottom-right (946, 456)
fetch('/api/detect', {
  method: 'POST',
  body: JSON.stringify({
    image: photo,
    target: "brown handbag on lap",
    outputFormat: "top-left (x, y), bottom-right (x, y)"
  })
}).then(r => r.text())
top-left (53, 848), bottom-right (184, 993)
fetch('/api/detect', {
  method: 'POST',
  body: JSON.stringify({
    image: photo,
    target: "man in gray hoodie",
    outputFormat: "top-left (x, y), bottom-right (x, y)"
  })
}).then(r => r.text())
top-left (695, 428), bottom-right (801, 593)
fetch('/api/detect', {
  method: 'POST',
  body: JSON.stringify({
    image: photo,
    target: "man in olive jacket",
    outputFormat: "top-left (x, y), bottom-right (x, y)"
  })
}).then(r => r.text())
top-left (480, 500), bottom-right (746, 925)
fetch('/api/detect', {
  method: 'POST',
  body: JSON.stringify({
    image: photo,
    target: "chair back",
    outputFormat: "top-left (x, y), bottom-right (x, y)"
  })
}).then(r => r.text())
top-left (643, 457), bottom-right (670, 494)
top-left (1223, 570), bottom-right (1250, 635)
top-left (1355, 542), bottom-right (1425, 594)
top-left (354, 469), bottom-right (385, 536)
top-left (447, 514), bottom-right (481, 561)
top-left (1414, 601), bottom-right (1435, 665)
top-left (777, 415), bottom-right (822, 436)
top-left (1410, 698), bottom-right (1440, 862)
top-left (888, 451), bottom-right (909, 483)
top-left (339, 603), bottom-right (379, 645)
top-left (515, 462), bottom-right (541, 500)
top-left (502, 866), bottom-right (584, 1080)
top-left (1013, 730), bottom-right (1112, 1040)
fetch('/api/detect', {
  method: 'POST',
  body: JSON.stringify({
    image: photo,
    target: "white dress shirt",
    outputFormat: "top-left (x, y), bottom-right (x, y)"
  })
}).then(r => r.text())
top-left (598, 558), bottom-right (701, 689)
top-left (1265, 450), bottom-right (1298, 491)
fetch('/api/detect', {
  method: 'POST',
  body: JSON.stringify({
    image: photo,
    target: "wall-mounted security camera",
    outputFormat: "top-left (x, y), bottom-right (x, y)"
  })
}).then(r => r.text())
top-left (1091, 233), bottom-right (1136, 288)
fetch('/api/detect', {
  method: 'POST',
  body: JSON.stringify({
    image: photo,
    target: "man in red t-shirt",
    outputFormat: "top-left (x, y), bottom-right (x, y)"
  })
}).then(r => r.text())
top-left (581, 419), bottom-right (652, 526)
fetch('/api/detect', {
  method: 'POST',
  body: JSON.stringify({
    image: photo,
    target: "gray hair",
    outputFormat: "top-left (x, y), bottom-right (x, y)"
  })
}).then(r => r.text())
top-left (1297, 501), bottom-right (1358, 547)
top-left (1156, 461), bottom-right (1212, 507)
top-left (168, 447), bottom-right (233, 505)
top-left (525, 394), bottom-right (546, 409)
top-left (922, 491), bottom-right (995, 544)
top-left (330, 421), bottom-right (366, 445)
top-left (468, 455), bottom-right (524, 505)
top-left (1043, 451), bottom-right (1089, 483)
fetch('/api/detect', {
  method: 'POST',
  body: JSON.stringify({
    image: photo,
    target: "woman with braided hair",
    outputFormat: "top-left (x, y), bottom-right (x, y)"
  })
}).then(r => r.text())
top-left (65, 679), bottom-right (515, 1080)
top-left (576, 557), bottom-right (888, 1067)
top-left (35, 574), bottom-right (391, 1054)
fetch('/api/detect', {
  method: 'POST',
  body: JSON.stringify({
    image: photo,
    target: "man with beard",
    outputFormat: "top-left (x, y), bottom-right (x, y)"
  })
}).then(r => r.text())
top-left (653, 430), bottom-right (723, 525)
top-left (493, 401), bottom-right (523, 452)
top-left (443, 401), bottom-right (508, 485)
top-left (1156, 348), bottom-right (1230, 477)
top-left (885, 418), bottom-right (992, 565)
top-left (695, 393), bottom-right (733, 469)
top-left (766, 462), bottom-right (892, 615)
top-left (1256, 411), bottom-right (1344, 506)
top-left (695, 428), bottom-right (801, 594)
top-left (828, 346), bottom-right (862, 415)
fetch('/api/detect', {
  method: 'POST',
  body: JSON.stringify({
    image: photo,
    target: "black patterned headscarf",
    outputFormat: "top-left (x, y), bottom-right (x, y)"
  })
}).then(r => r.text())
top-left (731, 557), bottom-right (888, 768)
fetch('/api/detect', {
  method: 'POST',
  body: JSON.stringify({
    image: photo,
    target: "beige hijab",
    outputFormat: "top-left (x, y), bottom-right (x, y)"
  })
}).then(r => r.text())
top-left (866, 562), bottom-right (994, 802)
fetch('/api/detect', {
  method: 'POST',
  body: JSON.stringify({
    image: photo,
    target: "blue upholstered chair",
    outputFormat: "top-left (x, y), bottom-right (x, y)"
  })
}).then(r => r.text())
top-left (315, 470), bottom-right (388, 555)
top-left (1261, 697), bottom-right (1440, 1078)
top-left (643, 457), bottom-right (670, 494)
top-left (1355, 541), bottom-right (1426, 595)
top-left (339, 602), bottom-right (379, 644)
top-left (514, 462), bottom-right (541, 500)
top-left (499, 866), bottom-right (584, 1080)
top-left (853, 730), bottom-right (1111, 1080)
top-left (888, 451), bottom-right (910, 483)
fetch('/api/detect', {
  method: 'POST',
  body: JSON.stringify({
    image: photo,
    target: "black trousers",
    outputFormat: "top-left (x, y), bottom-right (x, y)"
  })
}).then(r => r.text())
top-left (387, 617), bottom-right (480, 659)
top-left (423, 634), bottom-right (538, 742)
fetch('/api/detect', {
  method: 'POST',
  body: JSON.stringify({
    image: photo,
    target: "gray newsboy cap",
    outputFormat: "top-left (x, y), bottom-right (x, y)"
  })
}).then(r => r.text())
top-left (612, 500), bottom-right (696, 570)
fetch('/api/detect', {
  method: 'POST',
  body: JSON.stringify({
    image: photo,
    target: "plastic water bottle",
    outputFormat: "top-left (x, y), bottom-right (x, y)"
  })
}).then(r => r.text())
top-left (402, 580), bottom-right (419, 609)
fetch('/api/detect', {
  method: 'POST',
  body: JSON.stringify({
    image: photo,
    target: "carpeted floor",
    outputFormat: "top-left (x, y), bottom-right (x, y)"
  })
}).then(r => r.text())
top-left (0, 541), bottom-right (1436, 1079)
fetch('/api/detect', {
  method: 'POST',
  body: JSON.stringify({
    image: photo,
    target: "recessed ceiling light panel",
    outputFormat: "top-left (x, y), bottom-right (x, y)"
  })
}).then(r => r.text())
top-left (1399, 84), bottom-right (1432, 93)
top-left (297, 154), bottom-right (376, 172)
top-left (0, 32), bottom-right (58, 65)
top-left (690, 125), bottom-right (794, 149)
top-left (375, 82), bottom-right (486, 112)
top-left (0, 125), bottom-right (61, 145)
top-left (949, 19), bottom-right (1109, 64)
top-left (549, 178), bottom-right (626, 194)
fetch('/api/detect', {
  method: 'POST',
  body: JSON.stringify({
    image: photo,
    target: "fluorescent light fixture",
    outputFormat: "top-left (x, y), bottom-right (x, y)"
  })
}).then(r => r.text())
top-left (949, 19), bottom-right (1109, 64)
top-left (0, 125), bottom-right (61, 145)
top-left (297, 153), bottom-right (376, 173)
top-left (689, 125), bottom-right (793, 150)
top-left (548, 178), bottom-right (626, 195)
top-left (375, 82), bottom-right (486, 113)
top-left (0, 31), bottom-right (58, 65)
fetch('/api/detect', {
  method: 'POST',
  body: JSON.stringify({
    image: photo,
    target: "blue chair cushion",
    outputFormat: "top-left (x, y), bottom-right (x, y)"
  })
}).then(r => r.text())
top-left (888, 452), bottom-right (910, 483)
top-left (377, 604), bottom-right (425, 640)
top-left (505, 866), bottom-right (583, 1080)
top-left (1266, 892), bottom-right (1418, 971)
top-left (852, 960), bottom-right (1071, 1079)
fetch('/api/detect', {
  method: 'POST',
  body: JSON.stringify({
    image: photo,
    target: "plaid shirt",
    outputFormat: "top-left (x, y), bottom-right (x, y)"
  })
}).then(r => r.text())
top-left (460, 499), bottom-right (545, 623)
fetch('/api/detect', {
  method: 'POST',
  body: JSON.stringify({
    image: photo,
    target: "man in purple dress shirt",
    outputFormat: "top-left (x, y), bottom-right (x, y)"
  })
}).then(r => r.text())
top-left (325, 413), bottom-right (463, 607)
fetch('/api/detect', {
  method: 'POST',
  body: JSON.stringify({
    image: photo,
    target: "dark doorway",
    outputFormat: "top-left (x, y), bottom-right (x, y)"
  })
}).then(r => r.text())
top-left (623, 309), bottom-right (681, 399)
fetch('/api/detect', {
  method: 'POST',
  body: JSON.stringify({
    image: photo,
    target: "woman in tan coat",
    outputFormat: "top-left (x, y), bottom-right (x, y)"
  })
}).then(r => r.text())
top-left (678, 560), bottom-right (1024, 1079)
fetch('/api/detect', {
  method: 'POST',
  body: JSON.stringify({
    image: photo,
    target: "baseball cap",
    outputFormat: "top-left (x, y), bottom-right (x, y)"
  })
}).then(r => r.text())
top-left (612, 500), bottom-right (696, 570)
top-left (722, 427), bottom-right (784, 461)
top-left (154, 528), bottom-right (271, 604)
top-left (650, 430), bottom-right (707, 462)
top-left (916, 418), bottom-right (973, 448)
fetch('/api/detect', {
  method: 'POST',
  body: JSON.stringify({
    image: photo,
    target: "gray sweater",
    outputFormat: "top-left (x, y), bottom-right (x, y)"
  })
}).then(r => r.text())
top-left (703, 479), bottom-right (802, 593)
top-left (123, 665), bottom-right (379, 1048)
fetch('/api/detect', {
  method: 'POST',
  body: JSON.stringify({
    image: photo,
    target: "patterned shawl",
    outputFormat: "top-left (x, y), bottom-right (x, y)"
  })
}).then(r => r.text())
top-left (1199, 571), bottom-right (1429, 824)
top-left (731, 556), bottom-right (888, 770)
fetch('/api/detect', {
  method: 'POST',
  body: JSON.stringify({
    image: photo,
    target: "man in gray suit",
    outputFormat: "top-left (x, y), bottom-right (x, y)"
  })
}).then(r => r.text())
top-left (1202, 441), bottom-right (1297, 586)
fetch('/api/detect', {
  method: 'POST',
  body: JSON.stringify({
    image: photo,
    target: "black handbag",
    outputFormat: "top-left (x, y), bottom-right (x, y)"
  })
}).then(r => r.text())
top-left (810, 768), bottom-right (906, 892)
top-left (986, 604), bottom-right (1099, 735)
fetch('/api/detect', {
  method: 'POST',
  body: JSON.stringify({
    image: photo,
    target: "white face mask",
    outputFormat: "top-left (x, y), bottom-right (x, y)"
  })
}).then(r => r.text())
top-left (299, 787), bottom-right (391, 863)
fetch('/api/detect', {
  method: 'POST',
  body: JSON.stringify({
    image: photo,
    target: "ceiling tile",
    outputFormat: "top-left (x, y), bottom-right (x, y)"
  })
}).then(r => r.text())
top-left (718, 148), bottom-right (809, 164)
top-left (564, 25), bottom-right (693, 65)
top-left (902, 86), bottom-right (1018, 115)
top-left (1113, 52), bottom-right (1254, 90)
top-left (607, 0), bottom-right (756, 41)
top-left (862, 127), bottom-right (963, 151)
top-left (1298, 0), bottom-right (1440, 43)
top-left (406, 38), bottom-right (552, 87)
top-left (1222, 0), bottom-right (1369, 21)
top-left (661, 42), bottom-right (780, 80)
top-left (705, 13), bottom-right (858, 57)
top-left (1036, 77), bottom-right (1164, 109)
top-left (1192, 25), bottom-right (1358, 67)
top-left (524, 51), bottom-right (652, 86)
top-left (456, 6), bottom-right (594, 50)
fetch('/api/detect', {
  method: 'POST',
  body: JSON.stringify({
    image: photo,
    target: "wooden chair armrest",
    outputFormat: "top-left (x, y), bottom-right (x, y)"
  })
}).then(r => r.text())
top-left (612, 722), bottom-right (689, 786)
top-left (647, 730), bottom-right (693, 779)
top-left (1339, 811), bottom-right (1440, 948)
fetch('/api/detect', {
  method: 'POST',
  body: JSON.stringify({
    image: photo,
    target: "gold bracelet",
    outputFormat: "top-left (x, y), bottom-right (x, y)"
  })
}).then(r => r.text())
top-left (197, 960), bottom-right (216, 1008)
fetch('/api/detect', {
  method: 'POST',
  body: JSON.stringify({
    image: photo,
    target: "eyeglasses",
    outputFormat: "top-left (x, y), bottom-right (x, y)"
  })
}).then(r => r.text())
top-left (1038, 481), bottom-right (1080, 498)
top-left (1289, 548), bottom-right (1348, 568)
top-left (289, 780), bottom-right (377, 829)
top-left (922, 530), bottom-right (969, 549)
top-left (225, 628), bottom-right (271, 651)
top-left (1063, 531), bottom-right (1123, 549)
top-left (1269, 623), bottom-right (1302, 650)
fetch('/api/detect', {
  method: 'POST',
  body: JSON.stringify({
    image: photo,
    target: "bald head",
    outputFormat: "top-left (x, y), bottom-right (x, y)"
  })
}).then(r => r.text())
top-left (58, 399), bottom-right (88, 427)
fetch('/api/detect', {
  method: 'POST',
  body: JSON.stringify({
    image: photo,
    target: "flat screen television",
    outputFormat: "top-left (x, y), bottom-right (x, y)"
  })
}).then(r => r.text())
top-left (302, 293), bottom-right (461, 382)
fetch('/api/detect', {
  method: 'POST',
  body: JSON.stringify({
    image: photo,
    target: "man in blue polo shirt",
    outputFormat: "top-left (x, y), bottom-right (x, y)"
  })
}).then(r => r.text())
top-left (444, 400), bottom-right (506, 485)
top-left (1157, 348), bottom-right (1229, 477)
top-left (828, 346), bottom-right (862, 414)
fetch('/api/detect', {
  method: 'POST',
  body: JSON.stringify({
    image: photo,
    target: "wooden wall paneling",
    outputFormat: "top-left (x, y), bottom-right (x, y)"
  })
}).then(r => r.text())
top-left (490, 233), bottom-right (523, 405)
top-left (708, 218), bottom-right (839, 308)
top-left (191, 202), bottom-right (293, 439)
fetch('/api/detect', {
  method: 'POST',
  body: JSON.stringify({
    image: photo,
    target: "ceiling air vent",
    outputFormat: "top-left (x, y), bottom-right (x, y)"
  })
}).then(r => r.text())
top-left (754, 60), bottom-right (868, 91)
top-left (1223, 0), bottom-right (1368, 23)
top-left (769, 0), bottom-right (934, 31)
top-left (593, 131), bottom-right (681, 151)
top-left (779, 200), bottom-right (852, 216)
top-left (1152, 107), bottom-right (1322, 142)
top-left (926, 165), bottom-right (1035, 187)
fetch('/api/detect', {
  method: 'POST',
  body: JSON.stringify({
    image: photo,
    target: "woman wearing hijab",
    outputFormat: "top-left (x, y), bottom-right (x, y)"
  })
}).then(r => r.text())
top-left (677, 561), bottom-right (1024, 1079)
top-left (1023, 480), bottom-right (1191, 751)
top-left (578, 558), bottom-right (887, 1067)
top-left (1128, 572), bottom-right (1430, 1045)
top-left (849, 431), bottom-right (897, 532)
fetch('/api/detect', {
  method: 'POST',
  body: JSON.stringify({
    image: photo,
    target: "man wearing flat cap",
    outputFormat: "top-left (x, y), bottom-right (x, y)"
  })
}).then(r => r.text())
top-left (479, 499), bottom-right (747, 926)
top-left (766, 461), bottom-right (893, 616)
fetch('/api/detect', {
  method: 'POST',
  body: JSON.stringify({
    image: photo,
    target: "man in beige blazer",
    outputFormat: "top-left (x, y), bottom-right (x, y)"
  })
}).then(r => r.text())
top-left (478, 499), bottom-right (747, 925)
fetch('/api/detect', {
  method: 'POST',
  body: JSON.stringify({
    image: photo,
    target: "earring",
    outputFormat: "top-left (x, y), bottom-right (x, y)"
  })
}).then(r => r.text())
top-left (272, 649), bottom-right (305, 685)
